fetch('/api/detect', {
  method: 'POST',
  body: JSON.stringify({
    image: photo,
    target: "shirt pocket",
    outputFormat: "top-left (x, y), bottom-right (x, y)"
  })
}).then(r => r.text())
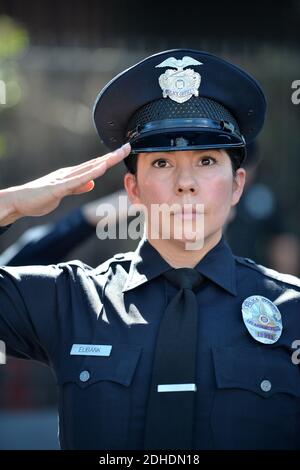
top-left (58, 343), bottom-right (142, 388)
top-left (56, 344), bottom-right (142, 450)
top-left (211, 345), bottom-right (300, 450)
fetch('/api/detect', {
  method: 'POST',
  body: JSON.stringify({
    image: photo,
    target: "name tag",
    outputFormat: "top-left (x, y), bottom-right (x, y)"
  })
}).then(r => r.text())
top-left (70, 344), bottom-right (112, 357)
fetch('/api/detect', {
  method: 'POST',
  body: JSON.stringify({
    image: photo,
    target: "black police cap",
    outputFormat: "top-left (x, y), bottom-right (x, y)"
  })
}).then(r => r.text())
top-left (93, 49), bottom-right (266, 168)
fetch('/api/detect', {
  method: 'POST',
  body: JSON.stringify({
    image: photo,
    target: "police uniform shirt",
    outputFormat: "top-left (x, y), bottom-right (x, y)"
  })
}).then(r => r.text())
top-left (0, 234), bottom-right (300, 450)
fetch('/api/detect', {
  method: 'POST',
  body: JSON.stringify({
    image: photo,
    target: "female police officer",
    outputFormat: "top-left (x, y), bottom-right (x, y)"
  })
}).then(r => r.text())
top-left (0, 49), bottom-right (300, 450)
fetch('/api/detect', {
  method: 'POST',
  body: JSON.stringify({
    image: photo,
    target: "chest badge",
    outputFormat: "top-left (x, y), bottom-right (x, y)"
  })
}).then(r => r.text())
top-left (241, 295), bottom-right (282, 344)
top-left (156, 56), bottom-right (203, 104)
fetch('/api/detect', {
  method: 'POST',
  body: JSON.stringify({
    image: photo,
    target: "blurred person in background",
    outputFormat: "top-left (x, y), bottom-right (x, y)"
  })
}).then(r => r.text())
top-left (225, 142), bottom-right (300, 276)
top-left (0, 189), bottom-right (128, 267)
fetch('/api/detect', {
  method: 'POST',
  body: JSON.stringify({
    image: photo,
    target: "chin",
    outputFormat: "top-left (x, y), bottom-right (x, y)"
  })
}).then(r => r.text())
top-left (166, 231), bottom-right (205, 251)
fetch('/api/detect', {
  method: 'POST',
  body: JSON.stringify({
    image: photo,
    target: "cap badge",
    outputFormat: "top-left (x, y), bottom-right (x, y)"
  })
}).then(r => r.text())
top-left (156, 56), bottom-right (203, 104)
top-left (241, 295), bottom-right (283, 344)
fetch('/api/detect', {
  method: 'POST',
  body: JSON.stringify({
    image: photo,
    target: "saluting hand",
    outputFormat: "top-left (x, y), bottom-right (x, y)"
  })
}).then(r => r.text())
top-left (0, 143), bottom-right (131, 226)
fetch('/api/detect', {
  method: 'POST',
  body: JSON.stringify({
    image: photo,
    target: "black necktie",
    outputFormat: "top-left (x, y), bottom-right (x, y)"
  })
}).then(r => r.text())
top-left (144, 267), bottom-right (204, 450)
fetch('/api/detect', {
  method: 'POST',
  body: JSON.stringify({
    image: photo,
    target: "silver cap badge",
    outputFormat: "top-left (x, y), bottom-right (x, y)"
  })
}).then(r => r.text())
top-left (155, 56), bottom-right (203, 104)
top-left (242, 295), bottom-right (283, 344)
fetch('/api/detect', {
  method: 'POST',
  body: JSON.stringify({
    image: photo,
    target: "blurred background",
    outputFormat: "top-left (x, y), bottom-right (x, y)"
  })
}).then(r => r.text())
top-left (0, 0), bottom-right (299, 449)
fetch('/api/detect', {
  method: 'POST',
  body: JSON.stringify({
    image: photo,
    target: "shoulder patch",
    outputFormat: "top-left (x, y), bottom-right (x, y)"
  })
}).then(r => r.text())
top-left (235, 256), bottom-right (300, 289)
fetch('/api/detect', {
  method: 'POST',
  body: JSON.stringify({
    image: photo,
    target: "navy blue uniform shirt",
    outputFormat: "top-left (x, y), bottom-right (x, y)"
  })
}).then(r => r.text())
top-left (0, 234), bottom-right (300, 449)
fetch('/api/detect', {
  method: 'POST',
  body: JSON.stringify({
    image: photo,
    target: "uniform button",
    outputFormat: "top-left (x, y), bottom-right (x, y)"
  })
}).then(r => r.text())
top-left (79, 370), bottom-right (90, 382)
top-left (260, 379), bottom-right (272, 392)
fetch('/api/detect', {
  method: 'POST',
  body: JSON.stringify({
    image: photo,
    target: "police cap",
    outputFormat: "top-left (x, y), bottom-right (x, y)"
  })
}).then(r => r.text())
top-left (93, 49), bottom-right (266, 170)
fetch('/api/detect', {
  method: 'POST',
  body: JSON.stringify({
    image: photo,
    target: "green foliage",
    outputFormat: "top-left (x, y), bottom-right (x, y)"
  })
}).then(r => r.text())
top-left (0, 16), bottom-right (29, 59)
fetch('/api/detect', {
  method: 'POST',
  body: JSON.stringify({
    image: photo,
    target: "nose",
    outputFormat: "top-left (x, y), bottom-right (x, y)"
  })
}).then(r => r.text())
top-left (174, 169), bottom-right (199, 195)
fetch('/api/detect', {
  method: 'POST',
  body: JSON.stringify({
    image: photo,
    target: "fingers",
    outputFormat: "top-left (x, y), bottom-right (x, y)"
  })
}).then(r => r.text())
top-left (60, 143), bottom-right (131, 180)
top-left (63, 143), bottom-right (131, 193)
top-left (45, 143), bottom-right (131, 199)
top-left (53, 157), bottom-right (110, 196)
top-left (61, 161), bottom-right (108, 195)
top-left (104, 143), bottom-right (131, 170)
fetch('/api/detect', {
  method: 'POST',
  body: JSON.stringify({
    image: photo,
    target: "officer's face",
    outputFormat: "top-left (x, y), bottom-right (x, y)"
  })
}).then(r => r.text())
top-left (124, 149), bottom-right (246, 246)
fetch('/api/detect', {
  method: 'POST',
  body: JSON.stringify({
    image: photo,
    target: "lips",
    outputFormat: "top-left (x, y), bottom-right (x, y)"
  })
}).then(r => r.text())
top-left (181, 208), bottom-right (197, 214)
top-left (171, 207), bottom-right (202, 215)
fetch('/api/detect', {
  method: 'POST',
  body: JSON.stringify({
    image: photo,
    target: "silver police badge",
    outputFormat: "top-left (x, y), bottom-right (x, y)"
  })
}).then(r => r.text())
top-left (241, 295), bottom-right (282, 344)
top-left (155, 56), bottom-right (203, 104)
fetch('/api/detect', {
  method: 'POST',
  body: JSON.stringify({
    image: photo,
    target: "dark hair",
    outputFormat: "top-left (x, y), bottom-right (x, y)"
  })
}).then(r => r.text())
top-left (124, 148), bottom-right (243, 176)
top-left (226, 148), bottom-right (243, 173)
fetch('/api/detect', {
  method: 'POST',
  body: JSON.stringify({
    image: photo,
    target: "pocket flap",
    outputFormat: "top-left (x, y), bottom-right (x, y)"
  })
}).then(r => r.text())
top-left (57, 344), bottom-right (142, 388)
top-left (212, 346), bottom-right (300, 398)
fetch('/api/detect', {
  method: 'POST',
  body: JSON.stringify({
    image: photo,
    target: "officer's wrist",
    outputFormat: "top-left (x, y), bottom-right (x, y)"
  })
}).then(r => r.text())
top-left (0, 188), bottom-right (22, 226)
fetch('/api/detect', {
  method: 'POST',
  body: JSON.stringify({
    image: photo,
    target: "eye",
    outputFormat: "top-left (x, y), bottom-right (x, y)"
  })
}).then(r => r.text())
top-left (198, 156), bottom-right (217, 166)
top-left (152, 159), bottom-right (171, 168)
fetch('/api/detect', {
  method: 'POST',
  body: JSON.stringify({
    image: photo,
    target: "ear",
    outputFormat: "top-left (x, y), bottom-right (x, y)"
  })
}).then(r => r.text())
top-left (123, 172), bottom-right (141, 204)
top-left (231, 168), bottom-right (246, 207)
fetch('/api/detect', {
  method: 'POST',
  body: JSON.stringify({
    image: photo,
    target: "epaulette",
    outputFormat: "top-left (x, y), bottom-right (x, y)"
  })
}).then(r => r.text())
top-left (235, 256), bottom-right (300, 289)
top-left (93, 251), bottom-right (135, 275)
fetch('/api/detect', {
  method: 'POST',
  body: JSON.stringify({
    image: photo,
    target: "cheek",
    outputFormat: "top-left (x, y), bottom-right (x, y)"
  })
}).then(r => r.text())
top-left (138, 175), bottom-right (170, 206)
top-left (204, 175), bottom-right (233, 213)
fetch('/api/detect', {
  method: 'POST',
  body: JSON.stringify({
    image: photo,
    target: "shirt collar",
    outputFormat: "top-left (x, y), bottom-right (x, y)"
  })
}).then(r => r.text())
top-left (122, 234), bottom-right (237, 296)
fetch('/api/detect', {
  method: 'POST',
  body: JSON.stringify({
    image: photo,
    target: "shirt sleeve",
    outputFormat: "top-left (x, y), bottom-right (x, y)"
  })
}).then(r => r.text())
top-left (0, 264), bottom-right (62, 365)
